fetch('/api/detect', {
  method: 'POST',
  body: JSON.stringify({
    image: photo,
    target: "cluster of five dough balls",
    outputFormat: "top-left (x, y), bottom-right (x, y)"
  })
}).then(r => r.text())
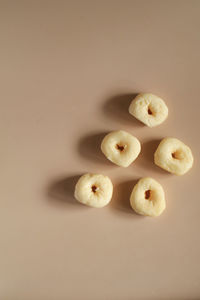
top-left (74, 93), bottom-right (194, 217)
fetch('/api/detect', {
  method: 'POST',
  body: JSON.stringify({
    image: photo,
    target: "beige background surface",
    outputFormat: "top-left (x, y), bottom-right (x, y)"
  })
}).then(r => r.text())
top-left (0, 1), bottom-right (200, 299)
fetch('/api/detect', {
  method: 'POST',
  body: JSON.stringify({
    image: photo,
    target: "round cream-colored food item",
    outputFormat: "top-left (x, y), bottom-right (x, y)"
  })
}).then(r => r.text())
top-left (101, 130), bottom-right (141, 167)
top-left (154, 137), bottom-right (194, 175)
top-left (130, 177), bottom-right (166, 217)
top-left (129, 93), bottom-right (168, 127)
top-left (74, 173), bottom-right (113, 208)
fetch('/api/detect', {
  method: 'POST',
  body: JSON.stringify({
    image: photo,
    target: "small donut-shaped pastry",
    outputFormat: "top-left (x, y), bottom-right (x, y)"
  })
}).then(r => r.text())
top-left (154, 137), bottom-right (194, 175)
top-left (130, 177), bottom-right (166, 217)
top-left (129, 93), bottom-right (168, 127)
top-left (101, 130), bottom-right (141, 167)
top-left (74, 173), bottom-right (113, 208)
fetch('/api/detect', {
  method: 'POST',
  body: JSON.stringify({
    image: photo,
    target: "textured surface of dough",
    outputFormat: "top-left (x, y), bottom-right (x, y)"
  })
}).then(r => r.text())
top-left (101, 130), bottom-right (141, 167)
top-left (74, 173), bottom-right (113, 208)
top-left (154, 137), bottom-right (193, 175)
top-left (129, 93), bottom-right (168, 127)
top-left (130, 177), bottom-right (166, 217)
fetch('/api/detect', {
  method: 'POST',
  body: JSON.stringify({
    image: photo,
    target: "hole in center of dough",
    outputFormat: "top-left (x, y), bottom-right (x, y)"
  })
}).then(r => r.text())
top-left (172, 150), bottom-right (184, 160)
top-left (145, 190), bottom-right (151, 200)
top-left (91, 185), bottom-right (98, 193)
top-left (148, 107), bottom-right (153, 115)
top-left (116, 144), bottom-right (125, 152)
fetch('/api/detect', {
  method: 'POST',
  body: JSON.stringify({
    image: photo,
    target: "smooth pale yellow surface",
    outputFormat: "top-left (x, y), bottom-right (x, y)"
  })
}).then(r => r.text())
top-left (101, 130), bottom-right (141, 167)
top-left (130, 177), bottom-right (166, 217)
top-left (74, 173), bottom-right (113, 208)
top-left (0, 1), bottom-right (200, 300)
top-left (154, 137), bottom-right (194, 175)
top-left (129, 93), bottom-right (168, 127)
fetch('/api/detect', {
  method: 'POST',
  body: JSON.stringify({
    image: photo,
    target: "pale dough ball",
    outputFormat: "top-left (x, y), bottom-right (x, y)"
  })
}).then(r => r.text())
top-left (130, 177), bottom-right (166, 217)
top-left (101, 130), bottom-right (141, 167)
top-left (154, 137), bottom-right (194, 175)
top-left (74, 173), bottom-right (113, 208)
top-left (129, 93), bottom-right (168, 127)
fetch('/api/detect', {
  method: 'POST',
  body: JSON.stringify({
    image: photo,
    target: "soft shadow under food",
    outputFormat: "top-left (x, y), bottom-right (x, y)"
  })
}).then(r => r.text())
top-left (47, 174), bottom-right (86, 208)
top-left (103, 93), bottom-right (143, 126)
top-left (110, 179), bottom-right (140, 215)
top-left (77, 131), bottom-right (113, 166)
top-left (135, 139), bottom-right (168, 175)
